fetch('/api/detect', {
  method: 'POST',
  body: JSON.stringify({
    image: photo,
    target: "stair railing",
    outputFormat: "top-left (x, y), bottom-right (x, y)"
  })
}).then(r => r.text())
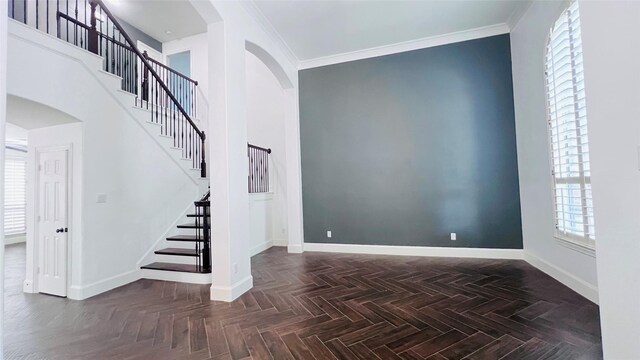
top-left (89, 0), bottom-right (206, 177)
top-left (248, 143), bottom-right (271, 193)
top-left (194, 190), bottom-right (211, 273)
top-left (7, 0), bottom-right (207, 177)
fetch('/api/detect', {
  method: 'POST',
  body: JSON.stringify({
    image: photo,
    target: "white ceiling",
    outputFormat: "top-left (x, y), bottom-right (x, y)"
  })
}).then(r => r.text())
top-left (7, 95), bottom-right (79, 131)
top-left (253, 0), bottom-right (531, 61)
top-left (105, 0), bottom-right (207, 43)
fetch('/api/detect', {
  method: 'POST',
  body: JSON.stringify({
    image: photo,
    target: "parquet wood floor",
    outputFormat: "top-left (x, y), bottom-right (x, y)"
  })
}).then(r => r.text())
top-left (4, 244), bottom-right (602, 359)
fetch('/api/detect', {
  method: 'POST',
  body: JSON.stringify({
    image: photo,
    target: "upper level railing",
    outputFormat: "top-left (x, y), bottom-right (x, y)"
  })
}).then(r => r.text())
top-left (248, 143), bottom-right (271, 193)
top-left (7, 0), bottom-right (207, 177)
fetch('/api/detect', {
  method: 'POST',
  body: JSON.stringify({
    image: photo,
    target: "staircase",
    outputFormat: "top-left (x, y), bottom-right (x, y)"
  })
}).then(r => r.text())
top-left (8, 0), bottom-right (212, 278)
top-left (141, 191), bottom-right (211, 276)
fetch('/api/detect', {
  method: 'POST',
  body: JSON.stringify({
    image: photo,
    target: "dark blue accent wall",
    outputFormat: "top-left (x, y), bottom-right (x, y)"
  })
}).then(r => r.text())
top-left (299, 34), bottom-right (523, 249)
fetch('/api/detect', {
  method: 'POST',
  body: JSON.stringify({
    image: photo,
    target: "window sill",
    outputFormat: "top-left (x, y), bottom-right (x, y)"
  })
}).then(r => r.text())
top-left (554, 236), bottom-right (596, 258)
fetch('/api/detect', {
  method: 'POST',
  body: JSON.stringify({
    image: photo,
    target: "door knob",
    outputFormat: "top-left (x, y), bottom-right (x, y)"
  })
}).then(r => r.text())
top-left (56, 228), bottom-right (64, 233)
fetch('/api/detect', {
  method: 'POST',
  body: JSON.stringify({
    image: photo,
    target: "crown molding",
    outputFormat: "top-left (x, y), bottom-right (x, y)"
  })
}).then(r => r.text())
top-left (506, 0), bottom-right (535, 32)
top-left (240, 1), bottom-right (300, 69)
top-left (299, 23), bottom-right (510, 70)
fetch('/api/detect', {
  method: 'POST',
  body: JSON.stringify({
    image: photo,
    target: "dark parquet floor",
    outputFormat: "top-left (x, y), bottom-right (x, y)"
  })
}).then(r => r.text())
top-left (4, 243), bottom-right (602, 359)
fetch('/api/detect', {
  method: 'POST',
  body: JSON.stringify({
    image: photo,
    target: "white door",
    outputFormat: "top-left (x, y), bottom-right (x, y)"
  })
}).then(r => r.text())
top-left (38, 149), bottom-right (68, 297)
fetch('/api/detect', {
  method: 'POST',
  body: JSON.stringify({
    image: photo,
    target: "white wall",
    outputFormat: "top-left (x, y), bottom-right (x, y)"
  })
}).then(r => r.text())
top-left (0, 0), bottom-right (8, 353)
top-left (579, 1), bottom-right (640, 358)
top-left (510, 1), bottom-right (599, 303)
top-left (246, 50), bottom-right (288, 247)
top-left (163, 33), bottom-right (209, 117)
top-left (248, 193), bottom-right (274, 256)
top-left (7, 22), bottom-right (201, 299)
top-left (26, 122), bottom-right (83, 295)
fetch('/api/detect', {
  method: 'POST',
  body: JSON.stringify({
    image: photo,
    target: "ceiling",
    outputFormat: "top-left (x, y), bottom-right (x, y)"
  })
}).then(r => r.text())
top-left (7, 95), bottom-right (79, 131)
top-left (105, 0), bottom-right (207, 43)
top-left (253, 0), bottom-right (531, 61)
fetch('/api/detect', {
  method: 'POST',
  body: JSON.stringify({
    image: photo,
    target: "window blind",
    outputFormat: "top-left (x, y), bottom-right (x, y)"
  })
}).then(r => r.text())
top-left (5, 156), bottom-right (27, 235)
top-left (545, 0), bottom-right (595, 247)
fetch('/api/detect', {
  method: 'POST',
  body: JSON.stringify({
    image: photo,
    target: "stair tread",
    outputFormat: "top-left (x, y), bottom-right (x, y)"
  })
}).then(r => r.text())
top-left (166, 235), bottom-right (206, 242)
top-left (155, 248), bottom-right (200, 257)
top-left (141, 262), bottom-right (209, 273)
top-left (177, 222), bottom-right (206, 229)
top-left (187, 214), bottom-right (210, 218)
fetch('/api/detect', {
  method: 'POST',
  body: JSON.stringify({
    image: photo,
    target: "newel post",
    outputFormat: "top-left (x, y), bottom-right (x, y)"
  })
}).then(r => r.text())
top-left (200, 132), bottom-right (207, 178)
top-left (141, 51), bottom-right (149, 102)
top-left (87, 1), bottom-right (99, 54)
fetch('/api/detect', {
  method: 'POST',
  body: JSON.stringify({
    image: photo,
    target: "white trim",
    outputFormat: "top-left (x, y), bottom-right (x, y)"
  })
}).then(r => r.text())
top-left (4, 234), bottom-right (25, 245)
top-left (249, 191), bottom-right (274, 201)
top-left (303, 243), bottom-right (524, 260)
top-left (299, 23), bottom-right (510, 70)
top-left (140, 269), bottom-right (212, 285)
top-left (524, 251), bottom-right (599, 304)
top-left (241, 1), bottom-right (300, 68)
top-left (273, 238), bottom-right (287, 247)
top-left (287, 244), bottom-right (304, 254)
top-left (554, 235), bottom-right (596, 257)
top-left (250, 240), bottom-right (273, 257)
top-left (210, 275), bottom-right (253, 302)
top-left (34, 144), bottom-right (73, 298)
top-left (506, 1), bottom-right (535, 31)
top-left (67, 269), bottom-right (140, 300)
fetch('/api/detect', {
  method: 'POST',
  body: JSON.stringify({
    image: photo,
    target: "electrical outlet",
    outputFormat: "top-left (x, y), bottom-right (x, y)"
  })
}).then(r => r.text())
top-left (327, 230), bottom-right (332, 238)
top-left (233, 263), bottom-right (238, 274)
top-left (450, 233), bottom-right (457, 241)
top-left (96, 194), bottom-right (107, 203)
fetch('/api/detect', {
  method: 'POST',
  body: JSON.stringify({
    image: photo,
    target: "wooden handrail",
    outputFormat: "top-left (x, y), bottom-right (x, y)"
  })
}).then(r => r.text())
top-left (248, 143), bottom-right (272, 154)
top-left (144, 55), bottom-right (198, 85)
top-left (90, 0), bottom-right (206, 177)
top-left (90, 0), bottom-right (204, 140)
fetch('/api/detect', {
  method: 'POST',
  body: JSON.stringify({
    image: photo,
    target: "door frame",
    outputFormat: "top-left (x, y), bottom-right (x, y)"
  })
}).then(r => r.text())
top-left (32, 144), bottom-right (73, 296)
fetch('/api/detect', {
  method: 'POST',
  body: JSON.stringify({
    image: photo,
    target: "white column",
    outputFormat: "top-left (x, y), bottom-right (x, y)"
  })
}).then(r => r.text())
top-left (0, 0), bottom-right (8, 353)
top-left (284, 86), bottom-right (304, 253)
top-left (207, 21), bottom-right (253, 301)
top-left (580, 1), bottom-right (640, 359)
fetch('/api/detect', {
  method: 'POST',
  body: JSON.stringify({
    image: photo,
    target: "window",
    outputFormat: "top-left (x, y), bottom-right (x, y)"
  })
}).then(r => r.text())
top-left (5, 155), bottom-right (27, 235)
top-left (545, 0), bottom-right (595, 248)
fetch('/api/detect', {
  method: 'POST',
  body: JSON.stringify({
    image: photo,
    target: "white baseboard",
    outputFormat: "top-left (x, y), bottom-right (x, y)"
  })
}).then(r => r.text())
top-left (303, 243), bottom-right (524, 260)
top-left (273, 238), bottom-right (288, 247)
top-left (210, 275), bottom-right (253, 302)
top-left (524, 252), bottom-right (599, 304)
top-left (68, 269), bottom-right (140, 300)
top-left (250, 240), bottom-right (274, 256)
top-left (288, 244), bottom-right (304, 253)
top-left (5, 235), bottom-right (26, 245)
top-left (141, 269), bottom-right (212, 285)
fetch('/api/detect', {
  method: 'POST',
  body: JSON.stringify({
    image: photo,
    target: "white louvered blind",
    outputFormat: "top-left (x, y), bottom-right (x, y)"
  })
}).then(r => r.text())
top-left (545, 0), bottom-right (595, 248)
top-left (5, 156), bottom-right (27, 235)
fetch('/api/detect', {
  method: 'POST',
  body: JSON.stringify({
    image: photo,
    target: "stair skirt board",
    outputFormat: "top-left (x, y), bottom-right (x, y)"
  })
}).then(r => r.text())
top-left (140, 268), bottom-right (212, 285)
